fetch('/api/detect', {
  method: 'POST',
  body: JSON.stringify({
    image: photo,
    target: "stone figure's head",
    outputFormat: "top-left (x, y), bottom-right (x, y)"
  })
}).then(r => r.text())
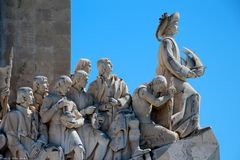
top-left (156, 12), bottom-right (179, 40)
top-left (150, 75), bottom-right (167, 95)
top-left (74, 58), bottom-right (91, 74)
top-left (97, 58), bottom-right (113, 76)
top-left (16, 87), bottom-right (34, 108)
top-left (54, 76), bottom-right (72, 96)
top-left (33, 76), bottom-right (49, 95)
top-left (72, 70), bottom-right (89, 89)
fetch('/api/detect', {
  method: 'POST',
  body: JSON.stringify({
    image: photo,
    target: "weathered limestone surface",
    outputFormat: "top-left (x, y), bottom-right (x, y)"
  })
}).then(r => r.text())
top-left (0, 0), bottom-right (70, 104)
top-left (152, 128), bottom-right (219, 160)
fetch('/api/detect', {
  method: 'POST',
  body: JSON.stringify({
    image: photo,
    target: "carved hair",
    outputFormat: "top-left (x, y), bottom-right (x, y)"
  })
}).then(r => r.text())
top-left (54, 75), bottom-right (72, 91)
top-left (33, 76), bottom-right (48, 92)
top-left (16, 87), bottom-right (32, 104)
top-left (150, 75), bottom-right (167, 86)
top-left (74, 58), bottom-right (91, 73)
top-left (72, 70), bottom-right (88, 85)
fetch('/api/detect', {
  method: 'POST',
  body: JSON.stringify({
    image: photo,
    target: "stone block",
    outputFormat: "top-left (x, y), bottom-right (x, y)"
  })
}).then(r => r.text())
top-left (152, 128), bottom-right (220, 160)
top-left (35, 34), bottom-right (53, 48)
top-left (53, 35), bottom-right (70, 49)
top-left (53, 22), bottom-right (70, 35)
top-left (35, 22), bottom-right (53, 35)
top-left (36, 9), bottom-right (53, 21)
top-left (52, 8), bottom-right (70, 22)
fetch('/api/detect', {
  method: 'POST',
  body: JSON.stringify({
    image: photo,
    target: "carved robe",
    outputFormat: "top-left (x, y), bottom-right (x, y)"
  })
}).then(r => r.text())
top-left (40, 93), bottom-right (83, 155)
top-left (156, 37), bottom-right (200, 138)
top-left (88, 75), bottom-right (132, 159)
top-left (132, 85), bottom-right (178, 149)
top-left (67, 87), bottom-right (99, 159)
top-left (1, 105), bottom-right (48, 159)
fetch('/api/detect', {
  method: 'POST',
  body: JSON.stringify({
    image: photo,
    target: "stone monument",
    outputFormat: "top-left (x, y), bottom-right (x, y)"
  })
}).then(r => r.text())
top-left (0, 3), bottom-right (219, 159)
top-left (0, 0), bottom-right (70, 104)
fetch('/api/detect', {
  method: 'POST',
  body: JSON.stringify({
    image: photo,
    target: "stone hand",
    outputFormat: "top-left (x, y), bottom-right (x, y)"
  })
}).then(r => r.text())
top-left (56, 98), bottom-right (67, 109)
top-left (168, 86), bottom-right (176, 97)
top-left (18, 149), bottom-right (29, 159)
top-left (0, 87), bottom-right (10, 99)
top-left (187, 70), bottom-right (197, 78)
top-left (85, 106), bottom-right (96, 115)
top-left (109, 98), bottom-right (119, 106)
top-left (30, 141), bottom-right (42, 158)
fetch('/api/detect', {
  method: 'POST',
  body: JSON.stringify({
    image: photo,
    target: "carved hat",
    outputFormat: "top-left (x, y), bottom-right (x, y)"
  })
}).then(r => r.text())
top-left (156, 12), bottom-right (179, 40)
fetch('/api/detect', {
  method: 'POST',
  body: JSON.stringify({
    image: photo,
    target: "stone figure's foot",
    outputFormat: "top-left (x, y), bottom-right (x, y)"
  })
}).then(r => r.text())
top-left (132, 147), bottom-right (151, 157)
top-left (0, 134), bottom-right (7, 150)
top-left (189, 126), bottom-right (211, 137)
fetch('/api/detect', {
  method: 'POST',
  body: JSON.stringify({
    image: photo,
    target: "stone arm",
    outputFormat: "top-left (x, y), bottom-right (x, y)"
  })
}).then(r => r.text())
top-left (116, 80), bottom-right (131, 109)
top-left (72, 103), bottom-right (84, 128)
top-left (40, 97), bottom-right (58, 123)
top-left (37, 120), bottom-right (48, 145)
top-left (87, 82), bottom-right (99, 104)
top-left (7, 133), bottom-right (29, 158)
top-left (3, 113), bottom-right (28, 158)
top-left (139, 88), bottom-right (171, 107)
top-left (162, 39), bottom-right (191, 81)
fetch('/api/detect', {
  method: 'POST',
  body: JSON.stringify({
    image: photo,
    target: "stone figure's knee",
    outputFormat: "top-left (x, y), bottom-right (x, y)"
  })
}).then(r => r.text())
top-left (0, 133), bottom-right (7, 149)
top-left (129, 118), bottom-right (139, 128)
top-left (195, 93), bottom-right (200, 101)
top-left (74, 144), bottom-right (85, 156)
top-left (98, 132), bottom-right (110, 145)
top-left (191, 93), bottom-right (200, 102)
top-left (98, 136), bottom-right (110, 145)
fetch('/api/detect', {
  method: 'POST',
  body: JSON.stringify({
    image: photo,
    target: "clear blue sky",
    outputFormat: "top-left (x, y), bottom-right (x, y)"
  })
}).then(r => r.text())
top-left (71, 0), bottom-right (240, 159)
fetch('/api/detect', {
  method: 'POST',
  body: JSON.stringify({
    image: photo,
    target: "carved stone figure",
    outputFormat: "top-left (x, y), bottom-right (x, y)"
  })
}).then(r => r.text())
top-left (33, 76), bottom-right (49, 112)
top-left (68, 70), bottom-right (109, 160)
top-left (88, 58), bottom-right (150, 160)
top-left (132, 75), bottom-right (179, 149)
top-left (0, 132), bottom-right (7, 158)
top-left (0, 65), bottom-right (11, 121)
top-left (156, 12), bottom-right (204, 138)
top-left (0, 87), bottom-right (63, 160)
top-left (74, 58), bottom-right (91, 74)
top-left (40, 76), bottom-right (85, 160)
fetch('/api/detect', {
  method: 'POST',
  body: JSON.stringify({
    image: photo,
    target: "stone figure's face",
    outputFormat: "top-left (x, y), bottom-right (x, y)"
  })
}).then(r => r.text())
top-left (38, 80), bottom-right (49, 94)
top-left (80, 74), bottom-right (88, 88)
top-left (164, 19), bottom-right (178, 36)
top-left (152, 81), bottom-right (167, 94)
top-left (26, 90), bottom-right (34, 106)
top-left (98, 60), bottom-right (112, 75)
top-left (104, 61), bottom-right (112, 74)
top-left (59, 81), bottom-right (72, 96)
top-left (84, 62), bottom-right (91, 74)
top-left (171, 21), bottom-right (178, 34)
top-left (21, 90), bottom-right (34, 107)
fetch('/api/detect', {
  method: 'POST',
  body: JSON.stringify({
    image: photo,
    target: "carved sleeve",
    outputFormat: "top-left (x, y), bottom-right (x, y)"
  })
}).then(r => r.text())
top-left (40, 96), bottom-right (58, 123)
top-left (37, 120), bottom-right (48, 145)
top-left (162, 39), bottom-right (190, 81)
top-left (117, 80), bottom-right (131, 109)
top-left (4, 113), bottom-right (27, 157)
top-left (139, 88), bottom-right (171, 107)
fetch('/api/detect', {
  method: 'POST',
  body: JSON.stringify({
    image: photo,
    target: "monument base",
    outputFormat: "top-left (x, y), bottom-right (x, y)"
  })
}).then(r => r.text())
top-left (152, 127), bottom-right (219, 160)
